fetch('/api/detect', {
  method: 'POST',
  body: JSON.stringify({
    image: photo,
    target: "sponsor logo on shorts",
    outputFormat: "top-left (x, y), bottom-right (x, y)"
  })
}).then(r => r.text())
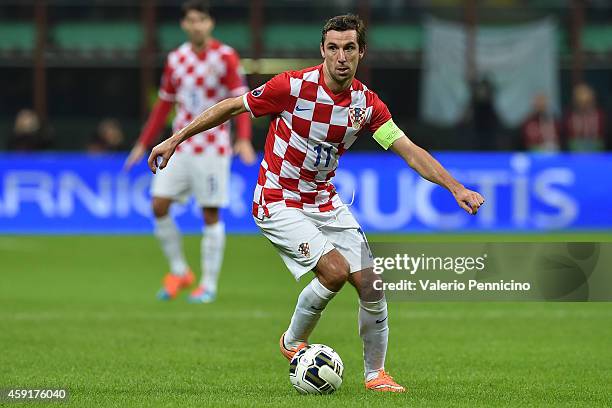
top-left (298, 242), bottom-right (310, 258)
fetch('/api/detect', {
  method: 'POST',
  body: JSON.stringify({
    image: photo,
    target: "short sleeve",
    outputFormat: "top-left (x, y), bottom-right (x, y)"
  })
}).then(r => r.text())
top-left (243, 72), bottom-right (291, 118)
top-left (367, 91), bottom-right (403, 149)
top-left (158, 58), bottom-right (176, 102)
top-left (221, 50), bottom-right (249, 97)
top-left (367, 91), bottom-right (392, 133)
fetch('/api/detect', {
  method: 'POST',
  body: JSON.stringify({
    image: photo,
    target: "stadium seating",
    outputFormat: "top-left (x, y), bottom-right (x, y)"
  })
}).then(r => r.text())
top-left (1, 20), bottom-right (610, 57)
top-left (158, 22), bottom-right (251, 52)
top-left (51, 21), bottom-right (143, 52)
top-left (0, 22), bottom-right (35, 52)
top-left (263, 23), bottom-right (423, 54)
top-left (582, 25), bottom-right (612, 53)
top-left (264, 24), bottom-right (322, 53)
top-left (369, 24), bottom-right (423, 52)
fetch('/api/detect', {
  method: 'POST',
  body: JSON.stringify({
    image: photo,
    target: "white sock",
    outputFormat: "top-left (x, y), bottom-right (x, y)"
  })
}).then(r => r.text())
top-left (200, 221), bottom-right (225, 293)
top-left (360, 297), bottom-right (388, 381)
top-left (285, 278), bottom-right (337, 348)
top-left (154, 215), bottom-right (188, 276)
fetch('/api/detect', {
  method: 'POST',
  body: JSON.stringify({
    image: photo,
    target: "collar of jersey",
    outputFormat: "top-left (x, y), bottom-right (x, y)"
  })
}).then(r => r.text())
top-left (188, 38), bottom-right (219, 60)
top-left (317, 64), bottom-right (354, 104)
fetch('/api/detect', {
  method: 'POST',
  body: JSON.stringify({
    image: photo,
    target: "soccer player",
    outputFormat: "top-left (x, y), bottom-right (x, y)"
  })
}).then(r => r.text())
top-left (124, 0), bottom-right (255, 303)
top-left (147, 15), bottom-right (485, 391)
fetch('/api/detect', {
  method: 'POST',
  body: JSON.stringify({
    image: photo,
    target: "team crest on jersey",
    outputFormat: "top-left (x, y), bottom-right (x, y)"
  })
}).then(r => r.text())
top-left (251, 84), bottom-right (265, 97)
top-left (298, 243), bottom-right (310, 258)
top-left (349, 106), bottom-right (366, 130)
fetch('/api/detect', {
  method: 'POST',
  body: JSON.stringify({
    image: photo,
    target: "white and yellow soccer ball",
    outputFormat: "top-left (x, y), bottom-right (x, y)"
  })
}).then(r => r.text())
top-left (289, 344), bottom-right (344, 395)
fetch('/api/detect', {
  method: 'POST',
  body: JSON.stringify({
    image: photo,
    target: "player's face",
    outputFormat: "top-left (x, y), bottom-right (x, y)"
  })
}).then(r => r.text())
top-left (181, 10), bottom-right (214, 47)
top-left (320, 30), bottom-right (364, 86)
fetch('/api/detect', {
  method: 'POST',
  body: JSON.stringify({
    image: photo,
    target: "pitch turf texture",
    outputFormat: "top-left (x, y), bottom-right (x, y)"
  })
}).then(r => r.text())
top-left (2, 234), bottom-right (612, 407)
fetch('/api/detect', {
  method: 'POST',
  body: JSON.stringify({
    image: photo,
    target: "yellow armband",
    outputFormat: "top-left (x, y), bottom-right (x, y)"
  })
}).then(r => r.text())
top-left (372, 119), bottom-right (403, 150)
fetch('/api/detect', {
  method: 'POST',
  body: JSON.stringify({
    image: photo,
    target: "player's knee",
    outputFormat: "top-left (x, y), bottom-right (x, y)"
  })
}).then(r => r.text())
top-left (352, 268), bottom-right (384, 302)
top-left (317, 253), bottom-right (350, 292)
top-left (360, 285), bottom-right (384, 303)
top-left (202, 208), bottom-right (220, 225)
top-left (152, 200), bottom-right (170, 218)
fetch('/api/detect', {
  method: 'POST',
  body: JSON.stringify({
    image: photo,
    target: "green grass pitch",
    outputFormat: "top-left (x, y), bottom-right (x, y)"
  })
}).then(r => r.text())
top-left (1, 234), bottom-right (611, 407)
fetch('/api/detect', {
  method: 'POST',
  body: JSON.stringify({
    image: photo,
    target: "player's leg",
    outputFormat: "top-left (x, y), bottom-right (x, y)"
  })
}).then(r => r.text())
top-left (322, 207), bottom-right (405, 392)
top-left (348, 269), bottom-right (403, 392)
top-left (254, 209), bottom-right (349, 359)
top-left (283, 249), bottom-right (350, 353)
top-left (325, 228), bottom-right (390, 382)
top-left (151, 196), bottom-right (195, 299)
top-left (348, 267), bottom-right (388, 378)
top-left (189, 154), bottom-right (229, 303)
top-left (189, 207), bottom-right (225, 303)
top-left (150, 154), bottom-right (194, 300)
top-left (153, 197), bottom-right (188, 276)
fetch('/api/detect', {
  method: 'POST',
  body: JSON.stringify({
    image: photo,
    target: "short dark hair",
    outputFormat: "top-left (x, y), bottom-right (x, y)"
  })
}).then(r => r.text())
top-left (182, 0), bottom-right (211, 19)
top-left (321, 14), bottom-right (366, 51)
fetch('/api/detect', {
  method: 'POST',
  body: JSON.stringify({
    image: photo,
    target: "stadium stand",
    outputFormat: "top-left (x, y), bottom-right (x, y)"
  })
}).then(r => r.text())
top-left (51, 21), bottom-right (143, 52)
top-left (0, 22), bottom-right (35, 53)
top-left (158, 22), bottom-right (250, 52)
top-left (369, 24), bottom-right (422, 52)
top-left (582, 25), bottom-right (612, 53)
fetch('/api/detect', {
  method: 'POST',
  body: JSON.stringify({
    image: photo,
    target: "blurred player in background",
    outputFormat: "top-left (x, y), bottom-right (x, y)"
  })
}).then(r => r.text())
top-left (125, 0), bottom-right (255, 303)
top-left (146, 14), bottom-right (484, 391)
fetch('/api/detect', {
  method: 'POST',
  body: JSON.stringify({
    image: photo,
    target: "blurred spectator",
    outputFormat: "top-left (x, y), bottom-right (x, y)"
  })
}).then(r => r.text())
top-left (563, 83), bottom-right (606, 152)
top-left (464, 77), bottom-right (501, 150)
top-left (87, 118), bottom-right (126, 152)
top-left (520, 93), bottom-right (560, 152)
top-left (7, 109), bottom-right (52, 151)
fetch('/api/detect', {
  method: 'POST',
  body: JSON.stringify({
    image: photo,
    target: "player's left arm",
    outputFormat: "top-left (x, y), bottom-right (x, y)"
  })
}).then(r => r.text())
top-left (387, 130), bottom-right (484, 215)
top-left (368, 92), bottom-right (484, 215)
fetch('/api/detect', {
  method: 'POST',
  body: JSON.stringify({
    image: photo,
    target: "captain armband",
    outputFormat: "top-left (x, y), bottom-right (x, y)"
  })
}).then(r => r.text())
top-left (372, 119), bottom-right (403, 150)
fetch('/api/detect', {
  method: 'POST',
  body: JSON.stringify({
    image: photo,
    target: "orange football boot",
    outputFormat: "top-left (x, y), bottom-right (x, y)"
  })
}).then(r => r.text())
top-left (157, 269), bottom-right (195, 300)
top-left (365, 369), bottom-right (406, 392)
top-left (279, 332), bottom-right (307, 361)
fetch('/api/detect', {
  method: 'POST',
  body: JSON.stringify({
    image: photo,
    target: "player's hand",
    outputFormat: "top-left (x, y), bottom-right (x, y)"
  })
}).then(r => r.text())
top-left (233, 138), bottom-right (257, 165)
top-left (147, 137), bottom-right (178, 174)
top-left (453, 187), bottom-right (485, 215)
top-left (123, 143), bottom-right (147, 171)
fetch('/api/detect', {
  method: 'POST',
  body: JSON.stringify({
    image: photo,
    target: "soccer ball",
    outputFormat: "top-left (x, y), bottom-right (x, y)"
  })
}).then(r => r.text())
top-left (289, 344), bottom-right (344, 395)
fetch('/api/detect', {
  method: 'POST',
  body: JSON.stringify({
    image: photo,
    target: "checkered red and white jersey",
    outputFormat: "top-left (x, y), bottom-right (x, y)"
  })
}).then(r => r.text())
top-left (160, 40), bottom-right (248, 156)
top-left (243, 64), bottom-right (392, 217)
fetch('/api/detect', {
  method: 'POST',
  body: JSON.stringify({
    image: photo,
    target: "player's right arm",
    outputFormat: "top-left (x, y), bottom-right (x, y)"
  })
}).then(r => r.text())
top-left (148, 96), bottom-right (247, 173)
top-left (124, 57), bottom-right (176, 171)
top-left (124, 99), bottom-right (173, 170)
top-left (148, 72), bottom-right (289, 173)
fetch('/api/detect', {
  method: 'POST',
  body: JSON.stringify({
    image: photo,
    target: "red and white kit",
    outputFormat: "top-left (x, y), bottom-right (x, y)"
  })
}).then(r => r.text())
top-left (142, 40), bottom-right (250, 206)
top-left (243, 65), bottom-right (392, 278)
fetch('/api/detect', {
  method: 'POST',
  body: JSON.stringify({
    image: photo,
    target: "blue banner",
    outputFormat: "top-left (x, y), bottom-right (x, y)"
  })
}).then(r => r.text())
top-left (0, 152), bottom-right (611, 234)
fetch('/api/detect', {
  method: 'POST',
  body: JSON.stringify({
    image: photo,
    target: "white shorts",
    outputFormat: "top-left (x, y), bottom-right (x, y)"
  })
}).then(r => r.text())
top-left (254, 206), bottom-right (374, 280)
top-left (151, 152), bottom-right (230, 207)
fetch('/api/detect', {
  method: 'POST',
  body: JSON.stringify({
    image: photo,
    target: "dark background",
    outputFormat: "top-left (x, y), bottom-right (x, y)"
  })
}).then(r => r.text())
top-left (1, 0), bottom-right (611, 151)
